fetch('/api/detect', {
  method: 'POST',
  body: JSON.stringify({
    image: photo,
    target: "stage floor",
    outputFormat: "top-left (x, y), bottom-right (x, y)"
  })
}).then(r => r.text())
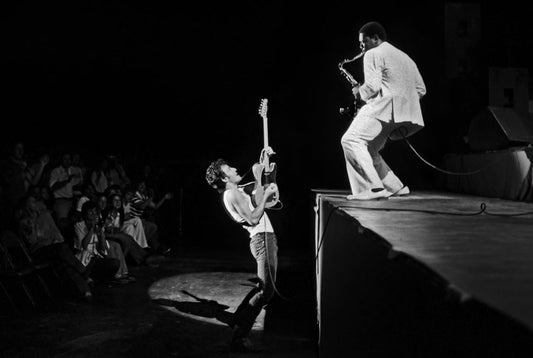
top-left (315, 190), bottom-right (533, 332)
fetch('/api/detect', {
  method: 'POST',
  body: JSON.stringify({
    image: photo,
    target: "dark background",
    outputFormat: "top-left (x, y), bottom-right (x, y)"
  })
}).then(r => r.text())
top-left (1, 0), bottom-right (532, 250)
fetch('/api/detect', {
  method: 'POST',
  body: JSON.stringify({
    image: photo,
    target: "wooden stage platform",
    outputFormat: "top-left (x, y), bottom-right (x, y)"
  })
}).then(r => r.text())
top-left (312, 189), bottom-right (533, 357)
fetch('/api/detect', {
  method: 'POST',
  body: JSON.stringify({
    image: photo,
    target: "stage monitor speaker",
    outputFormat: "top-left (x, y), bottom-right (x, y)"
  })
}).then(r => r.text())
top-left (467, 106), bottom-right (533, 152)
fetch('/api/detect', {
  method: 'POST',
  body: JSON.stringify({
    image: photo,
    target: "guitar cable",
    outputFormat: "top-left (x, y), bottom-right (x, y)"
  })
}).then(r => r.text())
top-left (263, 219), bottom-right (293, 302)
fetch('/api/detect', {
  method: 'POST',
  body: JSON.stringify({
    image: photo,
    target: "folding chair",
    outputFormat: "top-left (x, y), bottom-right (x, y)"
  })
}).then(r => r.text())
top-left (0, 271), bottom-right (19, 314)
top-left (0, 230), bottom-right (56, 311)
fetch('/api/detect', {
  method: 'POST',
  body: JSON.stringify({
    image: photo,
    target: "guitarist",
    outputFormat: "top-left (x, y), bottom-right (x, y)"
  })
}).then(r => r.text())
top-left (205, 148), bottom-right (278, 353)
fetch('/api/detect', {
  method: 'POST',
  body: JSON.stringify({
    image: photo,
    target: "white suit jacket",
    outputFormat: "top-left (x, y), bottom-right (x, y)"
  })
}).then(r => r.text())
top-left (357, 41), bottom-right (426, 139)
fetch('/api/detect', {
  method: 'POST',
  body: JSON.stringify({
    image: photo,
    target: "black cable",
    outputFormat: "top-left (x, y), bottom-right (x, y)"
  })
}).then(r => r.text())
top-left (264, 228), bottom-right (293, 301)
top-left (483, 209), bottom-right (533, 217)
top-left (315, 207), bottom-right (337, 262)
top-left (336, 202), bottom-right (488, 217)
top-left (338, 202), bottom-right (533, 217)
top-left (315, 201), bottom-right (533, 262)
top-left (397, 126), bottom-right (501, 176)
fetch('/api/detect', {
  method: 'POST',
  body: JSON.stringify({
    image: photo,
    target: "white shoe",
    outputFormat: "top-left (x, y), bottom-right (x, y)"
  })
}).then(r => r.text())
top-left (391, 186), bottom-right (410, 197)
top-left (347, 189), bottom-right (391, 201)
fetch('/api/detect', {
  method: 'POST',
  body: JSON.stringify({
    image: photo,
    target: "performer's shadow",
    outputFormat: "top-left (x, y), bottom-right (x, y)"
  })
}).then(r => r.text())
top-left (152, 290), bottom-right (235, 327)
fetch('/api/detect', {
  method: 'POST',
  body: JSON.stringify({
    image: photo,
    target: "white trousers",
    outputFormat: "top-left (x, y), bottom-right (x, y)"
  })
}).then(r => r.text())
top-left (341, 115), bottom-right (404, 195)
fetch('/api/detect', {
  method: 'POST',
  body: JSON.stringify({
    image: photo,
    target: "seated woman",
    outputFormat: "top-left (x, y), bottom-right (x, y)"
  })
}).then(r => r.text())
top-left (99, 194), bottom-right (148, 269)
top-left (73, 201), bottom-right (124, 285)
top-left (16, 194), bottom-right (92, 300)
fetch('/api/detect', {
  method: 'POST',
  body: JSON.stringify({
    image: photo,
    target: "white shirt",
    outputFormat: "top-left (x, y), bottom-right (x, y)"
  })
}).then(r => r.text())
top-left (73, 221), bottom-right (109, 266)
top-left (358, 41), bottom-right (426, 139)
top-left (223, 188), bottom-right (274, 238)
top-left (49, 166), bottom-right (75, 199)
top-left (91, 171), bottom-right (108, 194)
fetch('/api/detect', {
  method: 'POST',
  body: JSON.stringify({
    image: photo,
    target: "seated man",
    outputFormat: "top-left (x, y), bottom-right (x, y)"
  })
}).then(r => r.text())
top-left (73, 201), bottom-right (120, 285)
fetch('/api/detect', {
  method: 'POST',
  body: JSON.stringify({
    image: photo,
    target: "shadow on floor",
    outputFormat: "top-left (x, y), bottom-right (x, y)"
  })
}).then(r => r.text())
top-left (0, 245), bottom-right (319, 358)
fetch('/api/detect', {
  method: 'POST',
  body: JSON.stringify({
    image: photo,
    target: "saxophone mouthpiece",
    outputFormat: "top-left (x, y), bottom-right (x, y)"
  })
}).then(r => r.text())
top-left (339, 51), bottom-right (365, 67)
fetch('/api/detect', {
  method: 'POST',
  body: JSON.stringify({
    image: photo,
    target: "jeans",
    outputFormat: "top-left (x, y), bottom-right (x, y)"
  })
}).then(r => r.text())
top-left (233, 232), bottom-right (278, 339)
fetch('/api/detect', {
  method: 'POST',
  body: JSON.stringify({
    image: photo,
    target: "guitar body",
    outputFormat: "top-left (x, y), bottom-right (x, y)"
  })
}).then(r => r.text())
top-left (252, 162), bottom-right (280, 208)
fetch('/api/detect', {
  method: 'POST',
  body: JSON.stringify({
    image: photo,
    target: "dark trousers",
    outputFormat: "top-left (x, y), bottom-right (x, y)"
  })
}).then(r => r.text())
top-left (85, 256), bottom-right (120, 282)
top-left (142, 219), bottom-right (161, 251)
top-left (106, 232), bottom-right (148, 265)
top-left (233, 232), bottom-right (278, 340)
top-left (33, 242), bottom-right (90, 295)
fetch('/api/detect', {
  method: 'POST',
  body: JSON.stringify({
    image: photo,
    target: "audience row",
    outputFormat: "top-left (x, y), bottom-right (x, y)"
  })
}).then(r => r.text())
top-left (0, 141), bottom-right (175, 305)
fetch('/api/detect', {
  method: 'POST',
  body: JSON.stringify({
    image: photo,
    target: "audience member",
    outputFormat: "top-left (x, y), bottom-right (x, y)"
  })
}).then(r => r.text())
top-left (73, 201), bottom-right (120, 285)
top-left (104, 184), bottom-right (122, 198)
top-left (70, 153), bottom-right (85, 197)
top-left (39, 185), bottom-right (54, 211)
top-left (107, 155), bottom-right (131, 189)
top-left (71, 153), bottom-right (87, 183)
top-left (16, 194), bottom-right (92, 300)
top-left (91, 157), bottom-right (110, 195)
top-left (102, 193), bottom-right (149, 269)
top-left (49, 153), bottom-right (78, 232)
top-left (122, 189), bottom-right (149, 248)
top-left (72, 182), bottom-right (97, 224)
top-left (130, 181), bottom-right (173, 254)
top-left (1, 142), bottom-right (46, 217)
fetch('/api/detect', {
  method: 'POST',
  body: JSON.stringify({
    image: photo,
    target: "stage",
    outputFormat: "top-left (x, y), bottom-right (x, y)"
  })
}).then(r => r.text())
top-left (313, 189), bottom-right (533, 356)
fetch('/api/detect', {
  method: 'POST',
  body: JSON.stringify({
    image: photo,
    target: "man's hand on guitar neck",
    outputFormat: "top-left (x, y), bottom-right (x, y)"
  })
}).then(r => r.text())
top-left (264, 146), bottom-right (275, 156)
top-left (260, 146), bottom-right (276, 163)
top-left (261, 146), bottom-right (276, 159)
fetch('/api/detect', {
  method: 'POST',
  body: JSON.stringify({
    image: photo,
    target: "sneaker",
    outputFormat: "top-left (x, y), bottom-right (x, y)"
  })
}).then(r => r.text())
top-left (124, 274), bottom-right (137, 282)
top-left (347, 189), bottom-right (391, 201)
top-left (229, 338), bottom-right (264, 353)
top-left (87, 277), bottom-right (95, 288)
top-left (83, 291), bottom-right (93, 302)
top-left (112, 277), bottom-right (131, 285)
top-left (160, 247), bottom-right (172, 255)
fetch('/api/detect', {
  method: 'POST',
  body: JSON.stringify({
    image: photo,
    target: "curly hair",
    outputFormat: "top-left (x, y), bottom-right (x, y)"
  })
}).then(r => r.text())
top-left (359, 21), bottom-right (387, 41)
top-left (205, 158), bottom-right (228, 193)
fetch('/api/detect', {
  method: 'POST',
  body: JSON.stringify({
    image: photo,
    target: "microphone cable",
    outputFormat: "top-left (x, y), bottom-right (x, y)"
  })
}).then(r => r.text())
top-left (396, 126), bottom-right (502, 176)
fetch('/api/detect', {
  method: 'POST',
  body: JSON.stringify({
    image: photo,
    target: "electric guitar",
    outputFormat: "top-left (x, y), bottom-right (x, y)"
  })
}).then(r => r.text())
top-left (251, 98), bottom-right (280, 209)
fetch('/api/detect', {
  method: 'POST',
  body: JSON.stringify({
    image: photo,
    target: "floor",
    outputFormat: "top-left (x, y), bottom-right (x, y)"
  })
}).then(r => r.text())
top-left (0, 244), bottom-right (318, 358)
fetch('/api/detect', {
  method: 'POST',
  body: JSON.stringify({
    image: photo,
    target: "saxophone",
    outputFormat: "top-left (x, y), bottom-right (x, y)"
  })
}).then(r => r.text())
top-left (338, 51), bottom-right (365, 117)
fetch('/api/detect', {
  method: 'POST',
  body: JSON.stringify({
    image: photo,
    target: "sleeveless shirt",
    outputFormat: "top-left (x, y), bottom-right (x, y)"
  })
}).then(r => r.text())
top-left (223, 188), bottom-right (274, 237)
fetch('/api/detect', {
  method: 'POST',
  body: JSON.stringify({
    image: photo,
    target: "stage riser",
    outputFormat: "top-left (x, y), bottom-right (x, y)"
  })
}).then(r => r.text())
top-left (316, 200), bottom-right (533, 357)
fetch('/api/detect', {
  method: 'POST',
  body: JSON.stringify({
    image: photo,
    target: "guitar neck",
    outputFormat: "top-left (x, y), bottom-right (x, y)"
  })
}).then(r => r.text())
top-left (263, 115), bottom-right (270, 167)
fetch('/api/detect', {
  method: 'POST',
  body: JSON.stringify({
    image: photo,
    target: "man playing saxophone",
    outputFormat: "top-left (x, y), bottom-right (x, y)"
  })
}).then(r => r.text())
top-left (340, 21), bottom-right (426, 200)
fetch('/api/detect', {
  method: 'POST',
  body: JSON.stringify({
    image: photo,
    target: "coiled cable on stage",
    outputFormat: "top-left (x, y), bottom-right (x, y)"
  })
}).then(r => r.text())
top-left (338, 202), bottom-right (533, 217)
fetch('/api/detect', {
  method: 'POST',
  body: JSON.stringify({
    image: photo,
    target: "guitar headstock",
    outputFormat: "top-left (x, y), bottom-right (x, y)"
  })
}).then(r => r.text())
top-left (258, 98), bottom-right (268, 119)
